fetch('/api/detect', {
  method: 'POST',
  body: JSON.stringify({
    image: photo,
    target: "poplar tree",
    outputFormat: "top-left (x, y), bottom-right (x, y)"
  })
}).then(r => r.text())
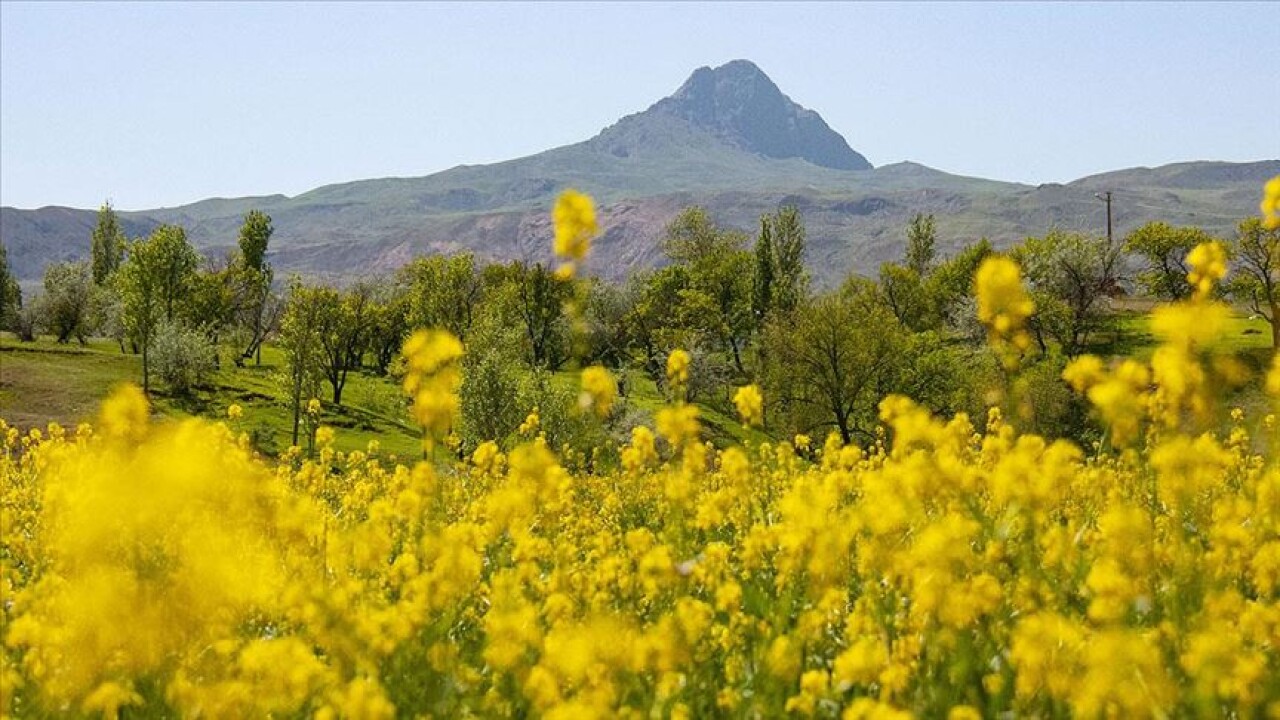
top-left (90, 201), bottom-right (126, 285)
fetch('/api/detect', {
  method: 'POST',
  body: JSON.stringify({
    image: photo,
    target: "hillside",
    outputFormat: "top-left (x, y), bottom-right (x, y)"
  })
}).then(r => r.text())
top-left (2, 60), bottom-right (1276, 287)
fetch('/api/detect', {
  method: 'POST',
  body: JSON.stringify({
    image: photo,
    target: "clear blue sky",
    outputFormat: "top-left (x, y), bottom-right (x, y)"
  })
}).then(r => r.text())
top-left (1, 2), bottom-right (1274, 210)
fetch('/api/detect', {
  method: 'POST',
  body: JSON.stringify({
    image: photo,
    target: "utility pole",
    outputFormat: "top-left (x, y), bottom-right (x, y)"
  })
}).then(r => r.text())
top-left (1095, 191), bottom-right (1113, 246)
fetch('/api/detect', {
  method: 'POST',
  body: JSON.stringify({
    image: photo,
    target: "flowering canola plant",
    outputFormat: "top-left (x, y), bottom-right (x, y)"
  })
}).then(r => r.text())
top-left (5, 196), bottom-right (1280, 719)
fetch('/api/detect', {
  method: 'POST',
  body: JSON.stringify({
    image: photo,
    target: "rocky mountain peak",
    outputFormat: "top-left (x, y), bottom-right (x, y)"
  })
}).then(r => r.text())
top-left (650, 60), bottom-right (872, 171)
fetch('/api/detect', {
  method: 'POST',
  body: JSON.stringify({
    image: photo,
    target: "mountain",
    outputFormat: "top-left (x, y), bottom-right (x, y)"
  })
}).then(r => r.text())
top-left (2, 60), bottom-right (1276, 288)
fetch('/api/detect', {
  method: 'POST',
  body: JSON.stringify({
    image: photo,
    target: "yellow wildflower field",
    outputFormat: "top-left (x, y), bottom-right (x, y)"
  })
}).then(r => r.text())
top-left (3, 193), bottom-right (1280, 719)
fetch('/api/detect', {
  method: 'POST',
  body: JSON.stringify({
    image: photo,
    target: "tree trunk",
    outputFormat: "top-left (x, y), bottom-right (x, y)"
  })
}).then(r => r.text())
top-left (291, 391), bottom-right (301, 447)
top-left (1271, 304), bottom-right (1280, 351)
top-left (729, 337), bottom-right (746, 376)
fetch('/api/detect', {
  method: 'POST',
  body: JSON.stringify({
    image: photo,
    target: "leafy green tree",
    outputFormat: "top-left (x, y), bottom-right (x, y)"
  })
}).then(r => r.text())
top-left (582, 279), bottom-right (633, 369)
top-left (119, 225), bottom-right (201, 393)
top-left (400, 254), bottom-right (483, 339)
top-left (90, 201), bottom-right (126, 285)
top-left (763, 280), bottom-right (904, 443)
top-left (905, 213), bottom-right (938, 276)
top-left (364, 280), bottom-right (410, 375)
top-left (1124, 222), bottom-right (1212, 301)
top-left (458, 318), bottom-right (525, 451)
top-left (279, 279), bottom-right (327, 446)
top-left (889, 331), bottom-right (994, 419)
top-left (924, 238), bottom-right (993, 329)
top-left (752, 216), bottom-right (774, 323)
top-left (41, 261), bottom-right (95, 344)
top-left (235, 210), bottom-right (276, 365)
top-left (1013, 230), bottom-right (1122, 357)
top-left (150, 320), bottom-right (217, 396)
top-left (624, 267), bottom-right (685, 382)
top-left (141, 225), bottom-right (199, 322)
top-left (313, 284), bottom-right (373, 405)
top-left (770, 206), bottom-right (808, 315)
top-left (90, 282), bottom-right (127, 352)
top-left (510, 261), bottom-right (570, 369)
top-left (661, 208), bottom-right (755, 375)
top-left (0, 242), bottom-right (20, 332)
top-left (879, 263), bottom-right (931, 332)
top-left (1226, 217), bottom-right (1280, 349)
top-left (237, 210), bottom-right (273, 274)
top-left (185, 266), bottom-right (239, 367)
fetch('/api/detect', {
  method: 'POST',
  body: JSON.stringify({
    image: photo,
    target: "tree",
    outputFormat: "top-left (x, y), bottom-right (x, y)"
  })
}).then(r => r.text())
top-left (150, 320), bottom-right (217, 395)
top-left (400, 254), bottom-right (483, 340)
top-left (364, 280), bottom-right (410, 375)
top-left (1124, 222), bottom-right (1213, 301)
top-left (90, 282), bottom-right (127, 353)
top-left (185, 265), bottom-right (240, 367)
top-left (924, 238), bottom-right (993, 330)
top-left (0, 242), bottom-right (20, 332)
top-left (90, 201), bottom-right (126, 285)
top-left (1014, 230), bottom-right (1122, 357)
top-left (458, 319), bottom-right (525, 451)
top-left (905, 213), bottom-right (938, 276)
top-left (879, 215), bottom-right (961, 333)
top-left (279, 280), bottom-right (327, 446)
top-left (879, 263), bottom-right (931, 332)
top-left (313, 284), bottom-right (372, 405)
top-left (510, 261), bottom-right (570, 369)
top-left (582, 279), bottom-right (633, 369)
top-left (41, 261), bottom-right (95, 344)
top-left (237, 210), bottom-right (273, 274)
top-left (752, 216), bottom-right (774, 323)
top-left (625, 267), bottom-right (685, 382)
top-left (661, 207), bottom-right (756, 375)
top-left (1226, 217), bottom-right (1280, 349)
top-left (763, 280), bottom-right (904, 443)
top-left (770, 206), bottom-right (808, 315)
top-left (119, 225), bottom-right (200, 393)
top-left (235, 210), bottom-right (276, 365)
top-left (138, 225), bottom-right (199, 322)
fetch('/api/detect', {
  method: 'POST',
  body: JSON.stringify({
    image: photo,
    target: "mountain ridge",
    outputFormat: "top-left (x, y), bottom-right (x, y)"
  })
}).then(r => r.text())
top-left (2, 61), bottom-right (1275, 287)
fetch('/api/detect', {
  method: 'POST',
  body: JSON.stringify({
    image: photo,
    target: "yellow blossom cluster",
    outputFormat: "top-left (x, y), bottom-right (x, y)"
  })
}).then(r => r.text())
top-left (733, 383), bottom-right (764, 427)
top-left (1185, 239), bottom-right (1228, 299)
top-left (552, 189), bottom-right (598, 278)
top-left (1263, 174), bottom-right (1280, 230)
top-left (973, 256), bottom-right (1034, 367)
top-left (579, 365), bottom-right (616, 418)
top-left (401, 328), bottom-right (464, 446)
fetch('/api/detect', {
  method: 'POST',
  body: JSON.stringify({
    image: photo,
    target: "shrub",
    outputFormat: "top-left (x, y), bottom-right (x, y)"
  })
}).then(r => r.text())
top-left (150, 320), bottom-right (217, 395)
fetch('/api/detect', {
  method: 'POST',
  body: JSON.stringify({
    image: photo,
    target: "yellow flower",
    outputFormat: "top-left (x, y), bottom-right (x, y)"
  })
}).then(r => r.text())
top-left (1062, 355), bottom-right (1106, 393)
top-left (99, 383), bottom-right (149, 439)
top-left (519, 407), bottom-right (540, 435)
top-left (227, 403), bottom-right (243, 420)
top-left (82, 681), bottom-right (143, 719)
top-left (552, 189), bottom-right (598, 277)
top-left (1185, 240), bottom-right (1228, 299)
top-left (307, 397), bottom-right (322, 415)
top-left (666, 349), bottom-right (691, 394)
top-left (1262, 175), bottom-right (1280, 230)
top-left (401, 329), bottom-right (465, 443)
top-left (656, 404), bottom-right (700, 448)
top-left (974, 256), bottom-right (1034, 366)
top-left (733, 384), bottom-right (764, 426)
top-left (579, 365), bottom-right (617, 417)
top-left (315, 426), bottom-right (335, 447)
